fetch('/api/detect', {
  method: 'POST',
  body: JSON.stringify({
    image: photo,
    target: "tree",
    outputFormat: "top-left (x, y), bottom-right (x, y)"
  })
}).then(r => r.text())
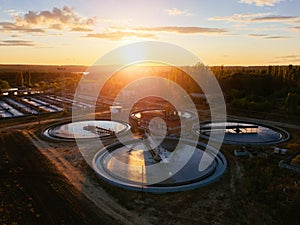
top-left (285, 92), bottom-right (299, 113)
top-left (0, 80), bottom-right (10, 89)
top-left (15, 72), bottom-right (24, 87)
top-left (23, 71), bottom-right (31, 87)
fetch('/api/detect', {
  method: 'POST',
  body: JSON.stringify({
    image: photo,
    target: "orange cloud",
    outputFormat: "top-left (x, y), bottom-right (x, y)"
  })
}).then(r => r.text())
top-left (71, 27), bottom-right (94, 32)
top-left (0, 6), bottom-right (95, 33)
top-left (86, 31), bottom-right (156, 40)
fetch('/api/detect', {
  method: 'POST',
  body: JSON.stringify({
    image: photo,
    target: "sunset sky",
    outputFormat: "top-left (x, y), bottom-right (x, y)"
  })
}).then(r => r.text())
top-left (0, 0), bottom-right (299, 66)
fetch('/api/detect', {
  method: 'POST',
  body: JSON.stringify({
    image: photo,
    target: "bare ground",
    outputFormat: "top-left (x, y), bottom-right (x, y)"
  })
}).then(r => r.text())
top-left (0, 130), bottom-right (117, 225)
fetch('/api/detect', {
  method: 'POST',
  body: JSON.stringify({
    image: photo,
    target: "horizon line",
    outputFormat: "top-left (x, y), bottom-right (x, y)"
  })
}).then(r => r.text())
top-left (0, 63), bottom-right (299, 67)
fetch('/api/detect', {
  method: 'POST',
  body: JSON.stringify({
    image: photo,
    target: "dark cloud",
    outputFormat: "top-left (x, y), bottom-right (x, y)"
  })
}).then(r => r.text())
top-left (291, 26), bottom-right (300, 32)
top-left (128, 26), bottom-right (227, 34)
top-left (0, 40), bottom-right (35, 46)
top-left (0, 22), bottom-right (45, 33)
top-left (251, 16), bottom-right (299, 22)
top-left (248, 33), bottom-right (268, 37)
top-left (264, 35), bottom-right (290, 39)
top-left (209, 13), bottom-right (271, 22)
top-left (270, 54), bottom-right (300, 63)
top-left (275, 55), bottom-right (300, 59)
top-left (210, 13), bottom-right (300, 26)
top-left (248, 33), bottom-right (291, 39)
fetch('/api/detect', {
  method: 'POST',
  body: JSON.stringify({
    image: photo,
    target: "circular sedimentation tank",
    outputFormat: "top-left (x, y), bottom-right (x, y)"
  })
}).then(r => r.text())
top-left (130, 109), bottom-right (195, 121)
top-left (194, 120), bottom-right (290, 145)
top-left (93, 137), bottom-right (227, 193)
top-left (43, 120), bottom-right (131, 141)
top-left (130, 108), bottom-right (196, 136)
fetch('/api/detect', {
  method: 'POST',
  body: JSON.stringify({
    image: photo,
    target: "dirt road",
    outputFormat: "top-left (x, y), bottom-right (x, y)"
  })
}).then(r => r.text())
top-left (0, 130), bottom-right (116, 225)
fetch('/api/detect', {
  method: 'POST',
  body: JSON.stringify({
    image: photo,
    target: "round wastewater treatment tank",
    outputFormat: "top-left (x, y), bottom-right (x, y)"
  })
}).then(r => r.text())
top-left (43, 120), bottom-right (131, 141)
top-left (93, 137), bottom-right (227, 193)
top-left (130, 109), bottom-right (196, 136)
top-left (130, 109), bottom-right (195, 121)
top-left (194, 120), bottom-right (290, 145)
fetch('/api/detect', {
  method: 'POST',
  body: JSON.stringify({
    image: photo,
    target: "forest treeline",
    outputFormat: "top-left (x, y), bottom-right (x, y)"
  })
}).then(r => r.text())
top-left (0, 70), bottom-right (82, 93)
top-left (0, 64), bottom-right (299, 114)
top-left (211, 65), bottom-right (300, 114)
